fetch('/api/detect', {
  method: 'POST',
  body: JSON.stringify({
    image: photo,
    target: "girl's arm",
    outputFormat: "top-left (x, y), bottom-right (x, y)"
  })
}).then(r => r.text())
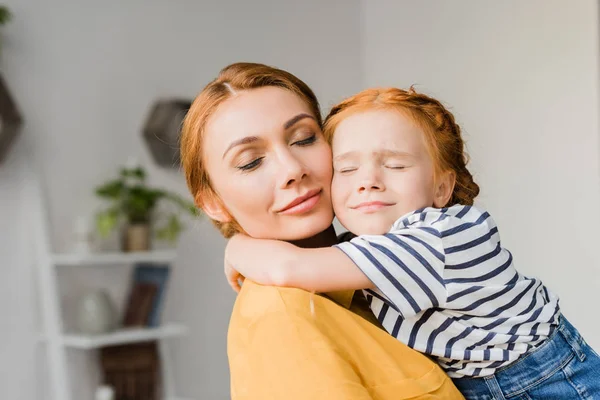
top-left (224, 234), bottom-right (374, 293)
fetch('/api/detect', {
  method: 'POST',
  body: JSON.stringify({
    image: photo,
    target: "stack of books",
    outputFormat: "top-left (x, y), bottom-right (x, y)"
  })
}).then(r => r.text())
top-left (100, 263), bottom-right (171, 400)
top-left (122, 263), bottom-right (171, 328)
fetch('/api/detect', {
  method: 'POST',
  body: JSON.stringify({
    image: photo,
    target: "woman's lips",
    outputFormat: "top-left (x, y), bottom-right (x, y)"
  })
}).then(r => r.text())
top-left (352, 201), bottom-right (395, 213)
top-left (278, 189), bottom-right (322, 215)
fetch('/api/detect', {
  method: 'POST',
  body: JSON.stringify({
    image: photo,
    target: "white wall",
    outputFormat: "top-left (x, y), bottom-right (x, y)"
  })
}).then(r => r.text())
top-left (0, 0), bottom-right (362, 399)
top-left (4, 1), bottom-right (599, 399)
top-left (0, 141), bottom-right (40, 400)
top-left (363, 0), bottom-right (600, 346)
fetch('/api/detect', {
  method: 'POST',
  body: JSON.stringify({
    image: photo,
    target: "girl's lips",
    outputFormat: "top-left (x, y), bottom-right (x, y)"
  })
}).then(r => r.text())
top-left (278, 190), bottom-right (322, 215)
top-left (352, 201), bottom-right (395, 213)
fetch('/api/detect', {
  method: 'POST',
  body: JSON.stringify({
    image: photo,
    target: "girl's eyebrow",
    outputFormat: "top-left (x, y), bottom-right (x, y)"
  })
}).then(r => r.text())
top-left (333, 151), bottom-right (358, 163)
top-left (377, 149), bottom-right (414, 159)
top-left (334, 149), bottom-right (414, 163)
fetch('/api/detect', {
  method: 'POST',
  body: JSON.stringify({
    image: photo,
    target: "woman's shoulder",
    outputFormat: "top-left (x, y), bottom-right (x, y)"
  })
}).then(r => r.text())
top-left (227, 281), bottom-right (327, 353)
top-left (229, 280), bottom-right (315, 326)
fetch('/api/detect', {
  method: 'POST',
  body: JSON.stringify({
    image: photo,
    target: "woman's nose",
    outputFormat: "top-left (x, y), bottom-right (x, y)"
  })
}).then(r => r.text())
top-left (277, 150), bottom-right (308, 189)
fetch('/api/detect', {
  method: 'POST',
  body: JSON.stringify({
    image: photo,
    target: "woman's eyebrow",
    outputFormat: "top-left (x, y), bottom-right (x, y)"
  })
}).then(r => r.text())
top-left (222, 114), bottom-right (315, 159)
top-left (222, 136), bottom-right (260, 159)
top-left (283, 113), bottom-right (315, 129)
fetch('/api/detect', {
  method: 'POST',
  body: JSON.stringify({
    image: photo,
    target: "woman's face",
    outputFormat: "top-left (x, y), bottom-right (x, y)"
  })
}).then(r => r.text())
top-left (203, 86), bottom-right (334, 240)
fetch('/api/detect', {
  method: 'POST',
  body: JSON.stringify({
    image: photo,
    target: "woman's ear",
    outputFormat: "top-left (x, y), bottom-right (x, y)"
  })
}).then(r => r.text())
top-left (433, 170), bottom-right (456, 208)
top-left (196, 192), bottom-right (232, 223)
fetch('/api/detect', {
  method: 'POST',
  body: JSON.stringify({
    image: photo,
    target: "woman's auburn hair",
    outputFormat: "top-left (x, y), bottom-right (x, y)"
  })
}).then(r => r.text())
top-left (323, 87), bottom-right (480, 207)
top-left (180, 62), bottom-right (322, 238)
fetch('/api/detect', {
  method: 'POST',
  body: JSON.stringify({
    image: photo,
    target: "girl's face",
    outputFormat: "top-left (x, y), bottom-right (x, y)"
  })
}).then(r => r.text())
top-left (202, 87), bottom-right (334, 240)
top-left (331, 109), bottom-right (452, 235)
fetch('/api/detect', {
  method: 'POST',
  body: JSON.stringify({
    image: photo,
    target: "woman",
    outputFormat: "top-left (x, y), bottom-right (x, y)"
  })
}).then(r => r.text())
top-left (180, 62), bottom-right (463, 399)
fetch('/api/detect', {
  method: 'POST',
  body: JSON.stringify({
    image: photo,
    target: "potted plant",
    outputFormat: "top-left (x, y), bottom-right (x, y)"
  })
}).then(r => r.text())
top-left (95, 165), bottom-right (199, 252)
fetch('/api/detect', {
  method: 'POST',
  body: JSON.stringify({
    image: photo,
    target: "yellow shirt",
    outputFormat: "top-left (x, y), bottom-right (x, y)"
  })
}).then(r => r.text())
top-left (228, 281), bottom-right (463, 399)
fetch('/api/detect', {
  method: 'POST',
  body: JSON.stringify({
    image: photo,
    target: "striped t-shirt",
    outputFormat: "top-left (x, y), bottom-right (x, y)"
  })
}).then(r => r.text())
top-left (335, 205), bottom-right (560, 378)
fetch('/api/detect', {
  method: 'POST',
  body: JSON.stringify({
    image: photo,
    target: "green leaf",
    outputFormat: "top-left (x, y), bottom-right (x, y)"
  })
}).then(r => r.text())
top-left (164, 192), bottom-right (199, 217)
top-left (156, 214), bottom-right (183, 242)
top-left (120, 166), bottom-right (146, 181)
top-left (0, 7), bottom-right (12, 25)
top-left (95, 208), bottom-right (120, 237)
top-left (95, 179), bottom-right (125, 199)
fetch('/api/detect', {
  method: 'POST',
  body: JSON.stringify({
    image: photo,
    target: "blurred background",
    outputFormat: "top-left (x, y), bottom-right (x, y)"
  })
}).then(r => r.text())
top-left (1, 0), bottom-right (599, 399)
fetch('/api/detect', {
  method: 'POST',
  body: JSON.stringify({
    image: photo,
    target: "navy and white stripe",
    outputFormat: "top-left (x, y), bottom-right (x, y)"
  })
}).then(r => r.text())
top-left (335, 205), bottom-right (560, 378)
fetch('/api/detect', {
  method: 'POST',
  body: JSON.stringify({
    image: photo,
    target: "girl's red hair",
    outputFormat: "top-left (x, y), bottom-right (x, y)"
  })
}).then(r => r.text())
top-left (324, 87), bottom-right (479, 206)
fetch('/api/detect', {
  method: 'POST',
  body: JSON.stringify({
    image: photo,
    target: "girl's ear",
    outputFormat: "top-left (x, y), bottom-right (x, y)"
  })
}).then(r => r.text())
top-left (196, 192), bottom-right (232, 223)
top-left (433, 170), bottom-right (456, 208)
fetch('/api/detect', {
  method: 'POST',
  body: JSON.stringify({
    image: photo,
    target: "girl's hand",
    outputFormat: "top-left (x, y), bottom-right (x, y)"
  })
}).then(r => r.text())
top-left (224, 256), bottom-right (244, 293)
top-left (224, 234), bottom-right (292, 288)
top-left (224, 234), bottom-right (251, 293)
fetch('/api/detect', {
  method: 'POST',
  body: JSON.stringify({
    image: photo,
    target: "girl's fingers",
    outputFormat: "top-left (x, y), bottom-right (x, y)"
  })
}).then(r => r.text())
top-left (225, 260), bottom-right (242, 293)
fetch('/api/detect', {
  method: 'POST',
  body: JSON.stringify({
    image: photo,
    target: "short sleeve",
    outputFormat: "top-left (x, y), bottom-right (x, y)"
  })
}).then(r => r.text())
top-left (334, 210), bottom-right (448, 318)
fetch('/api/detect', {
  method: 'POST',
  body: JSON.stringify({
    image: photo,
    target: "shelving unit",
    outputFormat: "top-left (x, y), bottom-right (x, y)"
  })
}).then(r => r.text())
top-left (51, 250), bottom-right (178, 267)
top-left (30, 175), bottom-right (190, 400)
top-left (38, 324), bottom-right (189, 350)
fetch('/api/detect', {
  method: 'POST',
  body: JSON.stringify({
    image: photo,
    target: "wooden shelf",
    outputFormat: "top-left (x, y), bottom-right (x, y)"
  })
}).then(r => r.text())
top-left (51, 250), bottom-right (177, 267)
top-left (60, 324), bottom-right (188, 349)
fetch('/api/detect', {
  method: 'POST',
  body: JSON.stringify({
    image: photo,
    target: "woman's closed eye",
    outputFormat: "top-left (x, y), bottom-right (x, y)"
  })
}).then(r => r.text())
top-left (237, 157), bottom-right (264, 171)
top-left (236, 133), bottom-right (316, 172)
top-left (292, 134), bottom-right (316, 146)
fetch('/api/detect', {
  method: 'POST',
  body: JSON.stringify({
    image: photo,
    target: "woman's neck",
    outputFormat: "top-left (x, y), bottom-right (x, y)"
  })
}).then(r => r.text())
top-left (289, 225), bottom-right (337, 249)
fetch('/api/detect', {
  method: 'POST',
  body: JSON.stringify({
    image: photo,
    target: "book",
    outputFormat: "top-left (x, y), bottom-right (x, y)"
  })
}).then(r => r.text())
top-left (123, 282), bottom-right (158, 327)
top-left (131, 263), bottom-right (171, 327)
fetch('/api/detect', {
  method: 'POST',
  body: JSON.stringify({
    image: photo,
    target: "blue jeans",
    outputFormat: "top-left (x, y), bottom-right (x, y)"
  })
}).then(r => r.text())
top-left (452, 315), bottom-right (600, 399)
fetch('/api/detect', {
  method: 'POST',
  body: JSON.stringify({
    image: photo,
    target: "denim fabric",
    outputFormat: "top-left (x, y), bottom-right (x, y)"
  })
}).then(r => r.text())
top-left (452, 315), bottom-right (600, 399)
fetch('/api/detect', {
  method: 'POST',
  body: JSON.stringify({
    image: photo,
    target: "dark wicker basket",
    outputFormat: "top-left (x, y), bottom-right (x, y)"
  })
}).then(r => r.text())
top-left (100, 341), bottom-right (161, 400)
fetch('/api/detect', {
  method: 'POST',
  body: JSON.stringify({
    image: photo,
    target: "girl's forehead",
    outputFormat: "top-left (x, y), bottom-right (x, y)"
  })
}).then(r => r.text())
top-left (332, 109), bottom-right (427, 155)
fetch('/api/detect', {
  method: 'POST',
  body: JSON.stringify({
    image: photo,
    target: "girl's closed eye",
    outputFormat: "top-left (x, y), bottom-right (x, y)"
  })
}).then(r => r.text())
top-left (386, 164), bottom-right (406, 170)
top-left (336, 165), bottom-right (358, 174)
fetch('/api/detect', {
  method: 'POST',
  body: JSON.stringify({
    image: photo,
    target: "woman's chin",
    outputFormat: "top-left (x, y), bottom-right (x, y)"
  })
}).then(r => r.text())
top-left (245, 209), bottom-right (334, 241)
top-left (284, 221), bottom-right (334, 241)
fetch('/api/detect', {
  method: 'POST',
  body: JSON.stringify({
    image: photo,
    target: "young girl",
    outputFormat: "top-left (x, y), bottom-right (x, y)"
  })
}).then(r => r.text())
top-left (224, 87), bottom-right (600, 398)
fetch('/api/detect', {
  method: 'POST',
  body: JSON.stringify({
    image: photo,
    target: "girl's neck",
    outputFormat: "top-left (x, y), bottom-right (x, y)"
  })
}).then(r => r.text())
top-left (290, 225), bottom-right (337, 249)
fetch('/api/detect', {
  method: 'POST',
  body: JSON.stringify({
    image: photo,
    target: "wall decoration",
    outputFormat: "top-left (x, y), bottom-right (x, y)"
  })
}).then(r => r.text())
top-left (0, 74), bottom-right (23, 164)
top-left (142, 99), bottom-right (191, 168)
